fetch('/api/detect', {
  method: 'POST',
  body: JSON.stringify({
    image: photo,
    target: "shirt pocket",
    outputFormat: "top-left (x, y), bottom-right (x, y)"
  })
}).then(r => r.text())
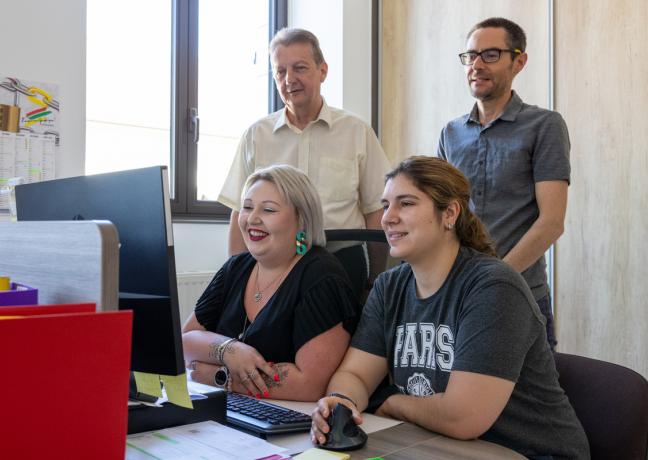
top-left (317, 156), bottom-right (358, 202)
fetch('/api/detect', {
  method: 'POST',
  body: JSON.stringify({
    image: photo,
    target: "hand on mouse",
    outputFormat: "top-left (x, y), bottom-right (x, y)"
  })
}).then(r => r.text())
top-left (310, 395), bottom-right (363, 445)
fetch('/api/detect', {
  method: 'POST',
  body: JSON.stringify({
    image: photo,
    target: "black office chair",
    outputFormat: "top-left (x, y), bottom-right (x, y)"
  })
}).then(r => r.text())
top-left (325, 229), bottom-right (388, 303)
top-left (326, 229), bottom-right (396, 413)
top-left (325, 229), bottom-right (388, 244)
top-left (553, 352), bottom-right (648, 460)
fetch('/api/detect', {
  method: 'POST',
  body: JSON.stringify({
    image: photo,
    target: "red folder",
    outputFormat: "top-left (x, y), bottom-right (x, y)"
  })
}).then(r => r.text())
top-left (0, 302), bottom-right (96, 315)
top-left (0, 305), bottom-right (132, 460)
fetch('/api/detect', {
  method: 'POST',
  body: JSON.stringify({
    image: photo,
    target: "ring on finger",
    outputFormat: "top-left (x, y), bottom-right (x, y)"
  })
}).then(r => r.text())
top-left (247, 370), bottom-right (258, 379)
top-left (188, 360), bottom-right (198, 371)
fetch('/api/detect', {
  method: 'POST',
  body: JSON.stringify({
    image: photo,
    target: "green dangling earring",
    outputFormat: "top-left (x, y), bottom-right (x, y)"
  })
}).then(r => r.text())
top-left (295, 231), bottom-right (307, 255)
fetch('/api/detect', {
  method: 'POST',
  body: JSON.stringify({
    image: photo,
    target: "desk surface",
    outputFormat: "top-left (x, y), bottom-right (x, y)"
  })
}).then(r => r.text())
top-left (346, 422), bottom-right (524, 460)
top-left (189, 384), bottom-right (524, 459)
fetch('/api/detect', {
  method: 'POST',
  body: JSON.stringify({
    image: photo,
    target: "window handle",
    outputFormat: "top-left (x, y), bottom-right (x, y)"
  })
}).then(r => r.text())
top-left (188, 107), bottom-right (200, 143)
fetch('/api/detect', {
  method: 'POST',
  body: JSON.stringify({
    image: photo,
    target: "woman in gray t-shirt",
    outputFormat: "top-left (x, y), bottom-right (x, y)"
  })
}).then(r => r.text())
top-left (311, 156), bottom-right (589, 459)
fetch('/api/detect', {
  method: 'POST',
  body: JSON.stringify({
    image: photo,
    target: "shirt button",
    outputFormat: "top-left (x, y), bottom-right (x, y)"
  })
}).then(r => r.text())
top-left (479, 160), bottom-right (484, 165)
top-left (477, 191), bottom-right (483, 196)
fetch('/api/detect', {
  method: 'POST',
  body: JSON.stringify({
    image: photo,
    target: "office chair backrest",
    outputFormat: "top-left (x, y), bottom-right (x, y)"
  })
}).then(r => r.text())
top-left (325, 229), bottom-right (388, 244)
top-left (554, 352), bottom-right (648, 460)
top-left (325, 229), bottom-right (389, 303)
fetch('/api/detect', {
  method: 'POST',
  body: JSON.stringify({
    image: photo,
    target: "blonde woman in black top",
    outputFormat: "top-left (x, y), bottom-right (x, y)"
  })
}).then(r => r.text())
top-left (182, 165), bottom-right (359, 401)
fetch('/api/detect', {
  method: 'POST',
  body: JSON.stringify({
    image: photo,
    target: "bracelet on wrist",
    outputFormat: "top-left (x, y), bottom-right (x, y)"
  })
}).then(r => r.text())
top-left (216, 337), bottom-right (238, 364)
top-left (329, 392), bottom-right (357, 408)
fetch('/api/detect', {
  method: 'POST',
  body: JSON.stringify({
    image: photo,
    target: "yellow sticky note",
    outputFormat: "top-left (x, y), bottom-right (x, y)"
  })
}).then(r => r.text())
top-left (160, 373), bottom-right (193, 409)
top-left (0, 276), bottom-right (10, 291)
top-left (294, 448), bottom-right (350, 460)
top-left (133, 372), bottom-right (162, 398)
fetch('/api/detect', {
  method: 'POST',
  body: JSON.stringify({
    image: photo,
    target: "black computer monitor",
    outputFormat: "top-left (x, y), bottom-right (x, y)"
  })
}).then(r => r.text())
top-left (15, 166), bottom-right (184, 376)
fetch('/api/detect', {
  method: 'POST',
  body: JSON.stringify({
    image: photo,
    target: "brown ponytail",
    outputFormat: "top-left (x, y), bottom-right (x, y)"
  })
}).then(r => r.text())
top-left (386, 156), bottom-right (497, 257)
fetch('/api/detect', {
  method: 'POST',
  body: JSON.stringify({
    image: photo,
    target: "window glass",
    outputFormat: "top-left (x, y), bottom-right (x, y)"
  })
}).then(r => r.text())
top-left (86, 0), bottom-right (172, 176)
top-left (86, 0), bottom-right (272, 211)
top-left (196, 0), bottom-right (270, 201)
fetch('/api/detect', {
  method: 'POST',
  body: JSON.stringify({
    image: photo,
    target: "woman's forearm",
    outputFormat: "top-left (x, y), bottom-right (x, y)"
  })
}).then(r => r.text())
top-left (380, 393), bottom-right (484, 440)
top-left (325, 369), bottom-right (372, 411)
top-left (182, 330), bottom-right (233, 364)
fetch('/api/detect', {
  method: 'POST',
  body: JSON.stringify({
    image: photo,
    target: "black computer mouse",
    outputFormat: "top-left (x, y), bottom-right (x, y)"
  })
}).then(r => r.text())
top-left (319, 403), bottom-right (368, 451)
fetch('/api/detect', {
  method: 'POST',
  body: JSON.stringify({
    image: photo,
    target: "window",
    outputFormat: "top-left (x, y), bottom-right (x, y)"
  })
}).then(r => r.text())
top-left (86, 0), bottom-right (172, 176)
top-left (86, 0), bottom-right (286, 218)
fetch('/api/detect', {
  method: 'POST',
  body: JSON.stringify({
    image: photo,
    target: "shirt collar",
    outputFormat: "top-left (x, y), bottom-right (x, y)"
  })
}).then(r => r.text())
top-left (273, 98), bottom-right (332, 133)
top-left (465, 90), bottom-right (523, 125)
top-left (466, 104), bottom-right (480, 125)
top-left (499, 90), bottom-right (523, 122)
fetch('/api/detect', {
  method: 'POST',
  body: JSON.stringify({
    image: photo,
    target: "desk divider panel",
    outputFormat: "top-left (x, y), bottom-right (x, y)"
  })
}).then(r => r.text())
top-left (0, 220), bottom-right (119, 310)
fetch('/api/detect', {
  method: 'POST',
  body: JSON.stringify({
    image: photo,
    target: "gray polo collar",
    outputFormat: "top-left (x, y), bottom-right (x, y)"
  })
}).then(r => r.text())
top-left (465, 90), bottom-right (523, 125)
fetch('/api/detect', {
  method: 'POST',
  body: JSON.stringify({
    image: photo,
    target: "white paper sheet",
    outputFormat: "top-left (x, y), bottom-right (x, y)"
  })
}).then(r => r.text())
top-left (125, 421), bottom-right (286, 460)
top-left (186, 377), bottom-right (221, 395)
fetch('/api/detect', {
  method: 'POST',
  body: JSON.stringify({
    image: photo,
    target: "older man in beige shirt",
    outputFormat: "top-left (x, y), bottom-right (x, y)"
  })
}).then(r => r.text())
top-left (218, 28), bottom-right (390, 293)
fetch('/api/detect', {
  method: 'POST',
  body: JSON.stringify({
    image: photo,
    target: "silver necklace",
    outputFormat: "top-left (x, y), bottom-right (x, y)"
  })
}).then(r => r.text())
top-left (253, 262), bottom-right (292, 302)
top-left (244, 257), bottom-right (298, 339)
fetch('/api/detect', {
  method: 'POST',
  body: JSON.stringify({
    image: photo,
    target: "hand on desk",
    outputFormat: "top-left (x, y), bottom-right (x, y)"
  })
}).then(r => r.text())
top-left (310, 396), bottom-right (363, 445)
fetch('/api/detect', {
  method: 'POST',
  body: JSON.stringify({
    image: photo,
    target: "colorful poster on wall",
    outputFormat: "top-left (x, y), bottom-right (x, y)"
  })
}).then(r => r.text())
top-left (0, 77), bottom-right (59, 212)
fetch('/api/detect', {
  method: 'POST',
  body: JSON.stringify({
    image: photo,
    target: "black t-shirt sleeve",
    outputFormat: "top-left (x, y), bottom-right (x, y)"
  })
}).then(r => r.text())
top-left (193, 267), bottom-right (228, 331)
top-left (194, 254), bottom-right (247, 332)
top-left (292, 272), bottom-right (361, 352)
top-left (452, 280), bottom-right (539, 382)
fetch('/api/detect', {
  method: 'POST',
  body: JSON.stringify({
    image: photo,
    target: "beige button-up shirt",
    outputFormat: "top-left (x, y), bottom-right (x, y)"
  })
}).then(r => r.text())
top-left (218, 101), bottom-right (390, 234)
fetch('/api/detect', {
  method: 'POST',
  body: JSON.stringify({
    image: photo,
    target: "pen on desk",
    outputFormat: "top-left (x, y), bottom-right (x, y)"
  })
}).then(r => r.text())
top-left (0, 276), bottom-right (10, 291)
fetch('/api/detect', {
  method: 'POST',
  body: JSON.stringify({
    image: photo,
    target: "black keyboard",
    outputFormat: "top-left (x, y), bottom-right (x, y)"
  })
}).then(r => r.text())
top-left (226, 392), bottom-right (312, 436)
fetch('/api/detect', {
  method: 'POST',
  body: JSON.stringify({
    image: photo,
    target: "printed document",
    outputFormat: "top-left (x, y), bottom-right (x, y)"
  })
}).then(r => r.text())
top-left (126, 421), bottom-right (287, 460)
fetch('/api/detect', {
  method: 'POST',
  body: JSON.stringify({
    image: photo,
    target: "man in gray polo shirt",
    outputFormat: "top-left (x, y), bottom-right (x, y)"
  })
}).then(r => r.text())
top-left (437, 17), bottom-right (570, 349)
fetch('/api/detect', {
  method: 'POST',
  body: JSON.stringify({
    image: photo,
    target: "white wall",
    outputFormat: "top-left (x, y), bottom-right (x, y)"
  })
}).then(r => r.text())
top-left (173, 222), bottom-right (229, 273)
top-left (342, 0), bottom-right (373, 125)
top-left (2, 0), bottom-right (86, 179)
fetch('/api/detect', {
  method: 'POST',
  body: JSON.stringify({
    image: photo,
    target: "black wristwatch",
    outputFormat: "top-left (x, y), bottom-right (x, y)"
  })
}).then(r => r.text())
top-left (214, 366), bottom-right (229, 388)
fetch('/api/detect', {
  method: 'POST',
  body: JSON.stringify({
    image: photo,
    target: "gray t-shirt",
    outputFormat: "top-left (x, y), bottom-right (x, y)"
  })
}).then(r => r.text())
top-left (437, 91), bottom-right (570, 300)
top-left (351, 247), bottom-right (588, 459)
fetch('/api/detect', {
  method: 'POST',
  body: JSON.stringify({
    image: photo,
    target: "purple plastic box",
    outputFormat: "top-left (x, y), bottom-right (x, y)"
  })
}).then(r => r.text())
top-left (0, 282), bottom-right (39, 307)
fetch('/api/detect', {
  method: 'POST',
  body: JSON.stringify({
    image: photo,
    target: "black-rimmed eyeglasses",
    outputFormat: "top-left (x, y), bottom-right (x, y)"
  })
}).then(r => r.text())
top-left (458, 48), bottom-right (521, 66)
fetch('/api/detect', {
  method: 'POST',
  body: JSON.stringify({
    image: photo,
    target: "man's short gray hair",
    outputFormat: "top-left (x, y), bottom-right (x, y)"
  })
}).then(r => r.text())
top-left (467, 17), bottom-right (527, 52)
top-left (241, 164), bottom-right (326, 248)
top-left (269, 27), bottom-right (325, 65)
